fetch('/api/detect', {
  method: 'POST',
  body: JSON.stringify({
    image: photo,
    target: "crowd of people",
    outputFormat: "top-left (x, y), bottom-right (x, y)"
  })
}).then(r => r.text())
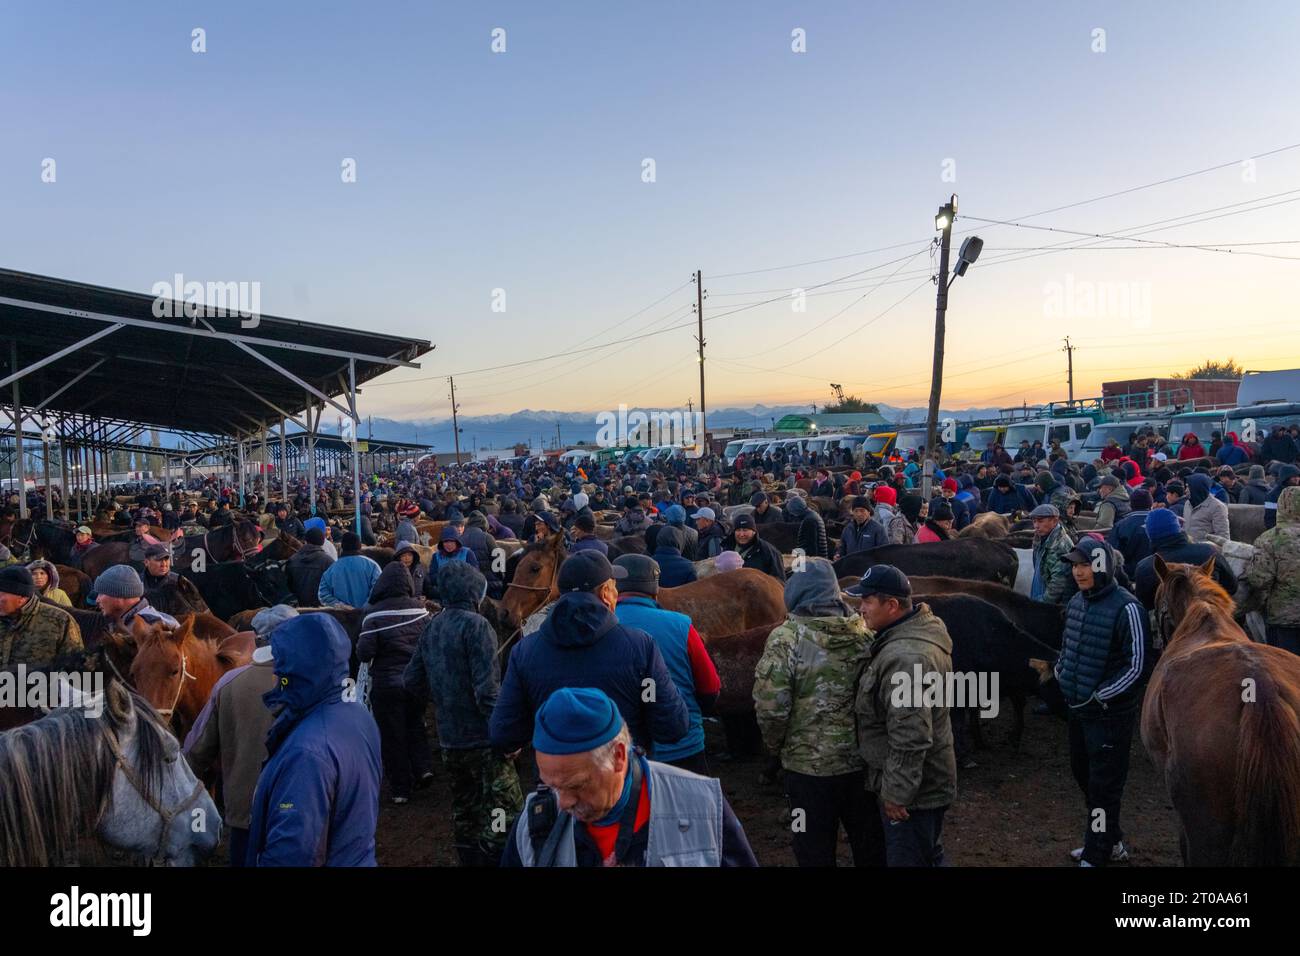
top-left (1, 417), bottom-right (1298, 868)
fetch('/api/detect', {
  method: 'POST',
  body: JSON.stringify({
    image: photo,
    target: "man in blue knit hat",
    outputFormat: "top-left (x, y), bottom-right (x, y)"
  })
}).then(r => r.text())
top-left (500, 687), bottom-right (757, 867)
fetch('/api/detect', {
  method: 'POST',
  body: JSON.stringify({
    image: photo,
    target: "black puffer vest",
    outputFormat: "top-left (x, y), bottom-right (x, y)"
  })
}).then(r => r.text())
top-left (1057, 579), bottom-right (1144, 712)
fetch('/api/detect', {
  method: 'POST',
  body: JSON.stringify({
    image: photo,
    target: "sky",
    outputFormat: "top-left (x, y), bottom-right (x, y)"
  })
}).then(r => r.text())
top-left (3, 0), bottom-right (1299, 425)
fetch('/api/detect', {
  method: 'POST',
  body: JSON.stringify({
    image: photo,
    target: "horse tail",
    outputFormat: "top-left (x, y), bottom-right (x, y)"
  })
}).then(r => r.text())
top-left (1232, 655), bottom-right (1300, 866)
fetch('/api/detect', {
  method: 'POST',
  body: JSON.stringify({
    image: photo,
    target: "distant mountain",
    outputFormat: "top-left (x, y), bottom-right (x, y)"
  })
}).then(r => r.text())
top-left (349, 403), bottom-right (1014, 451)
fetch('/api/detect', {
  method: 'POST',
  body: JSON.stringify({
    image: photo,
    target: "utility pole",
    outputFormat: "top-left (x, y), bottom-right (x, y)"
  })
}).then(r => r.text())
top-left (923, 195), bottom-right (957, 503)
top-left (694, 270), bottom-right (707, 447)
top-left (1063, 336), bottom-right (1075, 403)
top-left (556, 422), bottom-right (562, 449)
top-left (448, 376), bottom-right (461, 464)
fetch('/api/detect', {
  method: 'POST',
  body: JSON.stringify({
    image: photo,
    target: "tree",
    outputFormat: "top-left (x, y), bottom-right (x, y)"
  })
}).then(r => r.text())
top-left (822, 394), bottom-right (880, 414)
top-left (1172, 359), bottom-right (1243, 380)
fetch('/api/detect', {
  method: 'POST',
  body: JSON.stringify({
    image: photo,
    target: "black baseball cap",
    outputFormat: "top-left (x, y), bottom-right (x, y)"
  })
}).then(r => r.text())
top-left (845, 564), bottom-right (911, 598)
top-left (557, 551), bottom-right (628, 593)
top-left (144, 543), bottom-right (171, 560)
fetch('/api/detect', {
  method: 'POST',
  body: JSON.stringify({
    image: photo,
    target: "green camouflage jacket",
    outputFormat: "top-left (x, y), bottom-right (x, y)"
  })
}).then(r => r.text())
top-left (0, 595), bottom-right (84, 667)
top-left (1247, 487), bottom-right (1300, 626)
top-left (752, 612), bottom-right (870, 776)
top-left (1033, 523), bottom-right (1076, 604)
top-left (854, 604), bottom-right (958, 810)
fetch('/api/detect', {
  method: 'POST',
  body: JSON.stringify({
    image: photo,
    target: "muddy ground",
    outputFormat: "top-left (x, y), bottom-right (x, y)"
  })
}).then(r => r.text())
top-left (375, 703), bottom-right (1182, 867)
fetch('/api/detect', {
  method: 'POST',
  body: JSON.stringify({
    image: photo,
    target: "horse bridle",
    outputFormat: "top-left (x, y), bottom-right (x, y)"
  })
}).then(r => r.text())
top-left (153, 650), bottom-right (196, 722)
top-left (98, 720), bottom-right (207, 865)
top-left (499, 549), bottom-right (564, 659)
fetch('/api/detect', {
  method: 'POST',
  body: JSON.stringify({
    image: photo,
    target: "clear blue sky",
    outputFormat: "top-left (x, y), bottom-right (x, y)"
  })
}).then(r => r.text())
top-left (3, 1), bottom-right (1298, 421)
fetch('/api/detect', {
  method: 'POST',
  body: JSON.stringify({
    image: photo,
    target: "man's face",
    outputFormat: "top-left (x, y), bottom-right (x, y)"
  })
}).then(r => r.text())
top-left (0, 592), bottom-right (28, 616)
top-left (734, 527), bottom-right (755, 546)
top-left (1070, 560), bottom-right (1095, 590)
top-left (1099, 484), bottom-right (1113, 498)
top-left (144, 555), bottom-right (171, 577)
top-left (1032, 516), bottom-right (1058, 537)
top-left (851, 507), bottom-right (870, 524)
top-left (594, 579), bottom-right (618, 613)
top-left (697, 517), bottom-right (713, 531)
top-left (537, 742), bottom-right (628, 824)
top-left (96, 594), bottom-right (136, 619)
top-left (859, 593), bottom-right (903, 632)
top-left (75, 531), bottom-right (92, 545)
top-left (941, 488), bottom-right (955, 500)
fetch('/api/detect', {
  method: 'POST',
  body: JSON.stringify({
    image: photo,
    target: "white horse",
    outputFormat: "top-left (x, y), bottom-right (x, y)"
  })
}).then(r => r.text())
top-left (0, 678), bottom-right (221, 866)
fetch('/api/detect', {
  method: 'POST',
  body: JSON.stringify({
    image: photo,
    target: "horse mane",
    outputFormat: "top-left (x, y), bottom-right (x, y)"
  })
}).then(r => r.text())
top-left (0, 683), bottom-right (170, 866)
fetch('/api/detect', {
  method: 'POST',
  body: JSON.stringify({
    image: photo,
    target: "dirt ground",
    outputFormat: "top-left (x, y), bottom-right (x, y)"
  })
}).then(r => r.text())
top-left (375, 703), bottom-right (1183, 867)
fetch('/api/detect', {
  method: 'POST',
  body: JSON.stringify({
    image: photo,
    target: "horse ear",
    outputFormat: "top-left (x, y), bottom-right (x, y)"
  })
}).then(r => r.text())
top-left (1153, 554), bottom-right (1170, 582)
top-left (548, 530), bottom-right (565, 550)
top-left (171, 615), bottom-right (195, 643)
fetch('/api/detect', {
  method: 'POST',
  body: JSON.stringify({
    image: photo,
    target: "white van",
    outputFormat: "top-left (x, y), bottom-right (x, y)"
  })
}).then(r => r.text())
top-left (1070, 418), bottom-right (1171, 463)
top-left (1003, 417), bottom-right (1096, 457)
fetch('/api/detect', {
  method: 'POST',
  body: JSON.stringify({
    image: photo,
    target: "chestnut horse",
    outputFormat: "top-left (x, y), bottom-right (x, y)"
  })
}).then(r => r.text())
top-left (122, 615), bottom-right (254, 738)
top-left (1142, 555), bottom-right (1300, 866)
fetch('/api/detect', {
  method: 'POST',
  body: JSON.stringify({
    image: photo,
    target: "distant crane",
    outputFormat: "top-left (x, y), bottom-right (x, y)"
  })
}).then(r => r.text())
top-left (830, 383), bottom-right (846, 406)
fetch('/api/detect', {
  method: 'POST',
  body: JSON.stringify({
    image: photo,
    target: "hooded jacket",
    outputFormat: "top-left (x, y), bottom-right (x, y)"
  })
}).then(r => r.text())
top-left (1265, 464), bottom-right (1300, 530)
top-left (1093, 481), bottom-right (1132, 532)
top-left (1216, 432), bottom-right (1249, 467)
top-left (1031, 522), bottom-right (1076, 605)
top-left (1134, 526), bottom-right (1238, 610)
top-left (614, 508), bottom-right (653, 536)
top-left (854, 604), bottom-right (957, 809)
top-left (317, 551), bottom-right (382, 608)
top-left (1246, 486), bottom-right (1300, 626)
top-left (723, 528), bottom-right (786, 583)
top-left (27, 559), bottom-right (71, 607)
top-left (403, 561), bottom-right (501, 748)
top-left (1185, 474), bottom-right (1230, 541)
top-left (1239, 473), bottom-right (1271, 506)
top-left (651, 528), bottom-right (698, 588)
top-left (488, 590), bottom-right (690, 755)
top-left (358, 563), bottom-right (431, 690)
top-left (246, 614), bottom-right (382, 866)
top-left (754, 560), bottom-right (869, 776)
top-left (1055, 539), bottom-right (1150, 714)
top-left (786, 499), bottom-right (829, 558)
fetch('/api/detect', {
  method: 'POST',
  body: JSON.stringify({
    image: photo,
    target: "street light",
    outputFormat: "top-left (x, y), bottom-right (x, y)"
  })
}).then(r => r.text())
top-left (922, 194), bottom-right (982, 501)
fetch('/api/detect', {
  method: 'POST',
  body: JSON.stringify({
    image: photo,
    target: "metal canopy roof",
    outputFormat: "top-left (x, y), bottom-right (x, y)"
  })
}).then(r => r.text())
top-left (0, 268), bottom-right (434, 439)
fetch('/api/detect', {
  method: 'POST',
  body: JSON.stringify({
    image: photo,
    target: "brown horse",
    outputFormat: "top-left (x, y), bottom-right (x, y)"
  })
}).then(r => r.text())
top-left (660, 570), bottom-right (785, 640)
top-left (1142, 555), bottom-right (1300, 866)
top-left (55, 565), bottom-right (91, 607)
top-left (124, 614), bottom-right (254, 738)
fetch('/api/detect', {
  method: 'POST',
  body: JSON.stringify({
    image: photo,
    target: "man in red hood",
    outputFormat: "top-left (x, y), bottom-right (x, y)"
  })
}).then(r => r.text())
top-left (1177, 433), bottom-right (1206, 461)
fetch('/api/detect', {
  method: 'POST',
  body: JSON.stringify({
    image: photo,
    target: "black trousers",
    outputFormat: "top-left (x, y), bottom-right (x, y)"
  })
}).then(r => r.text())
top-left (879, 804), bottom-right (948, 867)
top-left (371, 687), bottom-right (434, 798)
top-left (1068, 707), bottom-right (1136, 866)
top-left (784, 769), bottom-right (885, 867)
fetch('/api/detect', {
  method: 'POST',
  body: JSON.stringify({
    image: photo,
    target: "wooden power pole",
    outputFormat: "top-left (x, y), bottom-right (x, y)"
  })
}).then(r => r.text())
top-left (448, 376), bottom-right (461, 463)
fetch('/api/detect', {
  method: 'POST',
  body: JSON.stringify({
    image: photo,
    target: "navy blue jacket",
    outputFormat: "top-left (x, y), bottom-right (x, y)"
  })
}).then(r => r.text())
top-left (247, 614), bottom-right (382, 866)
top-left (652, 538), bottom-right (698, 589)
top-left (489, 591), bottom-right (690, 755)
top-left (984, 484), bottom-right (1035, 515)
top-left (1107, 509), bottom-right (1152, 572)
top-left (1054, 541), bottom-right (1150, 714)
top-left (1134, 531), bottom-right (1238, 610)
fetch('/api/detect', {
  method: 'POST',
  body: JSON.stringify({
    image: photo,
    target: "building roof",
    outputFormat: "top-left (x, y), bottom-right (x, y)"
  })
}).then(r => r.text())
top-left (0, 268), bottom-right (433, 440)
top-left (775, 412), bottom-right (888, 433)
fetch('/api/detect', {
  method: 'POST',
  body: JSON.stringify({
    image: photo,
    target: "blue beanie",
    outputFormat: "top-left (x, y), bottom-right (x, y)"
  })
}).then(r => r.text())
top-left (665, 504), bottom-right (686, 526)
top-left (533, 687), bottom-right (623, 756)
top-left (1145, 508), bottom-right (1182, 541)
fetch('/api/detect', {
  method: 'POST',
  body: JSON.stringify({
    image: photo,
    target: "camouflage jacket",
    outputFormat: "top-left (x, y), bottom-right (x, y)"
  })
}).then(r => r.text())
top-left (1247, 487), bottom-right (1300, 626)
top-left (1032, 524), bottom-right (1077, 604)
top-left (854, 604), bottom-right (957, 810)
top-left (0, 595), bottom-right (84, 667)
top-left (752, 612), bottom-right (870, 776)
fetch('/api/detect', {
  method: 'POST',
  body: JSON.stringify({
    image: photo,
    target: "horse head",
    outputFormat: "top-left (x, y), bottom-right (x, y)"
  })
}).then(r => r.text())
top-left (94, 681), bottom-right (222, 866)
top-left (499, 531), bottom-right (566, 626)
top-left (1153, 554), bottom-right (1231, 647)
top-left (128, 615), bottom-right (199, 724)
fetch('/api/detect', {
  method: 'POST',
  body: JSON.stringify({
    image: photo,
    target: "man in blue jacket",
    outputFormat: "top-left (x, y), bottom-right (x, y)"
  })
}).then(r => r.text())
top-left (246, 613), bottom-right (382, 866)
top-left (1265, 463), bottom-right (1300, 530)
top-left (612, 554), bottom-right (721, 774)
top-left (1054, 538), bottom-right (1149, 868)
top-left (489, 551), bottom-right (689, 757)
top-left (317, 532), bottom-right (381, 607)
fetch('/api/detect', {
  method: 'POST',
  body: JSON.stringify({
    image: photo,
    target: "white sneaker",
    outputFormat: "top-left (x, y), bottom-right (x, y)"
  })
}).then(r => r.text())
top-left (1070, 841), bottom-right (1129, 863)
top-left (391, 796), bottom-right (410, 806)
